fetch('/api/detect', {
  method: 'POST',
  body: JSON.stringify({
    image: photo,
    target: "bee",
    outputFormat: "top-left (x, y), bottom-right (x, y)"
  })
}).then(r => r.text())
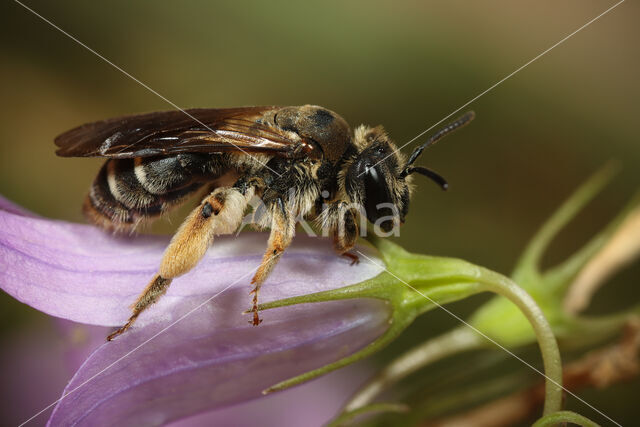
top-left (55, 105), bottom-right (474, 340)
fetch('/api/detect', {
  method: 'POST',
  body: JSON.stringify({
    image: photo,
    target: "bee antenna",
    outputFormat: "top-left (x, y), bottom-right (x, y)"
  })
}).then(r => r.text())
top-left (402, 166), bottom-right (448, 190)
top-left (403, 111), bottom-right (476, 169)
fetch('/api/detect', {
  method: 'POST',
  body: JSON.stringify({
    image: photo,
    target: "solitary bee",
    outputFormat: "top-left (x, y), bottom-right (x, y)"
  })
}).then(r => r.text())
top-left (55, 105), bottom-right (474, 340)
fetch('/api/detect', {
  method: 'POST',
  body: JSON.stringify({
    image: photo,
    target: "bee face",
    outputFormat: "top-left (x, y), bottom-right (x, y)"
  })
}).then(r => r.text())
top-left (346, 126), bottom-right (411, 232)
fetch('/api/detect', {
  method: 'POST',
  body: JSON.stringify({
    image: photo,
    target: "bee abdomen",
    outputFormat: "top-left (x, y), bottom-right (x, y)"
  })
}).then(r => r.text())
top-left (84, 154), bottom-right (219, 232)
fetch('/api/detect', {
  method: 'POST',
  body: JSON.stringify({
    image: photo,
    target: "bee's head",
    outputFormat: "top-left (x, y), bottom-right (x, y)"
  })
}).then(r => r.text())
top-left (345, 111), bottom-right (474, 233)
top-left (345, 126), bottom-right (412, 233)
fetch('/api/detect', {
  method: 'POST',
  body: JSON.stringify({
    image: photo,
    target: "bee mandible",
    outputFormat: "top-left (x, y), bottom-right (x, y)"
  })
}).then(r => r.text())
top-left (55, 105), bottom-right (474, 340)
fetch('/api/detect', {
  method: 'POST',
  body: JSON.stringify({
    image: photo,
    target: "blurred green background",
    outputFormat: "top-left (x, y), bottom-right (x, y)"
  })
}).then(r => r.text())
top-left (1, 1), bottom-right (638, 425)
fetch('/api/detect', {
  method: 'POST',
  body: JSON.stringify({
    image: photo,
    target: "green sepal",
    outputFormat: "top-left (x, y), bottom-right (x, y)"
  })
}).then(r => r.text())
top-left (471, 165), bottom-right (640, 347)
top-left (258, 234), bottom-right (562, 416)
top-left (511, 163), bottom-right (618, 285)
top-left (258, 242), bottom-right (484, 393)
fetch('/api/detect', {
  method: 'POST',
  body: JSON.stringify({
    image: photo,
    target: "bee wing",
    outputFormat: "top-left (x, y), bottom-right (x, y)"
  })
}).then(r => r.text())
top-left (55, 106), bottom-right (312, 159)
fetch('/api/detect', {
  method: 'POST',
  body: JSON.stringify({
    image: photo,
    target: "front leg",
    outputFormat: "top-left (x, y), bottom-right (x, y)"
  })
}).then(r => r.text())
top-left (249, 198), bottom-right (295, 325)
top-left (328, 201), bottom-right (360, 263)
top-left (107, 186), bottom-right (252, 340)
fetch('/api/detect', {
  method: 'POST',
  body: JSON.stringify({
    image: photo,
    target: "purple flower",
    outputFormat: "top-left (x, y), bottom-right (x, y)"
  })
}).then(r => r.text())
top-left (0, 318), bottom-right (374, 427)
top-left (0, 195), bottom-right (390, 426)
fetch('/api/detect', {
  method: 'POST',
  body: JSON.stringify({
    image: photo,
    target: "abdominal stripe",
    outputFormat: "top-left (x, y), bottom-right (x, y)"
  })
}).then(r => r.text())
top-left (85, 157), bottom-right (207, 229)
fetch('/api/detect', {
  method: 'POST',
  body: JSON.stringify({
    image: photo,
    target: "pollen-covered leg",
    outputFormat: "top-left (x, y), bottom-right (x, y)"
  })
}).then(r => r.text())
top-left (249, 199), bottom-right (295, 326)
top-left (107, 186), bottom-right (251, 340)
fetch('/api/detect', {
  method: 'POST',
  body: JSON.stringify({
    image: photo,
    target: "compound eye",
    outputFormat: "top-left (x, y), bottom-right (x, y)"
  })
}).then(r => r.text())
top-left (363, 164), bottom-right (395, 231)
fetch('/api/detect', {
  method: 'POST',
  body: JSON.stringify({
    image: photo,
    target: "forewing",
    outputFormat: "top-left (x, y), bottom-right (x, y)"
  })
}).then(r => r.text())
top-left (55, 107), bottom-right (303, 159)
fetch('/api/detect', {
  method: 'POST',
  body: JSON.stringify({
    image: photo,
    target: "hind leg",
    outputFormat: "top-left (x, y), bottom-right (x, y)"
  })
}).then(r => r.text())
top-left (107, 186), bottom-right (252, 340)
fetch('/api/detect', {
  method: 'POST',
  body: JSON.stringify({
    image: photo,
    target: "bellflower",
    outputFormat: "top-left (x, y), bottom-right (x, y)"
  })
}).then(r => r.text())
top-left (0, 317), bottom-right (374, 427)
top-left (0, 192), bottom-right (568, 425)
top-left (0, 195), bottom-right (389, 425)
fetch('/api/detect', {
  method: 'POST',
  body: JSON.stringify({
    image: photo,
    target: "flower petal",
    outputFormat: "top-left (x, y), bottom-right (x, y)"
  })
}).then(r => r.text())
top-left (48, 297), bottom-right (389, 426)
top-left (0, 320), bottom-right (110, 425)
top-left (167, 364), bottom-right (373, 427)
top-left (0, 196), bottom-right (391, 425)
top-left (0, 195), bottom-right (384, 326)
top-left (2, 315), bottom-right (373, 427)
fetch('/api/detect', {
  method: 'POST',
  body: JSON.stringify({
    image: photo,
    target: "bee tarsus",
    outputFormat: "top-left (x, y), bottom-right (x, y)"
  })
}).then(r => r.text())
top-left (341, 252), bottom-right (360, 266)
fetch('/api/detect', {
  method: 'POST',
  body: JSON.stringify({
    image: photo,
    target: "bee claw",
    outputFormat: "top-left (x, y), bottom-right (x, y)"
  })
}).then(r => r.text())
top-left (249, 299), bottom-right (263, 325)
top-left (107, 325), bottom-right (128, 341)
top-left (106, 314), bottom-right (139, 341)
top-left (341, 252), bottom-right (360, 266)
top-left (251, 313), bottom-right (263, 326)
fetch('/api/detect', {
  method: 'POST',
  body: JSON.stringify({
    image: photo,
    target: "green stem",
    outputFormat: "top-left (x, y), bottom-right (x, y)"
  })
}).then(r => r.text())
top-left (532, 410), bottom-right (600, 427)
top-left (336, 266), bottom-right (562, 419)
top-left (477, 267), bottom-right (563, 415)
top-left (259, 238), bottom-right (562, 415)
top-left (342, 326), bottom-right (482, 412)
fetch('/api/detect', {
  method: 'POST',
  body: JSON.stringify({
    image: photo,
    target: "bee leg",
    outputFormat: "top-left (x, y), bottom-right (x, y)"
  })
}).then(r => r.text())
top-left (107, 186), bottom-right (251, 341)
top-left (107, 275), bottom-right (171, 341)
top-left (341, 252), bottom-right (360, 266)
top-left (332, 203), bottom-right (360, 265)
top-left (249, 198), bottom-right (294, 326)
